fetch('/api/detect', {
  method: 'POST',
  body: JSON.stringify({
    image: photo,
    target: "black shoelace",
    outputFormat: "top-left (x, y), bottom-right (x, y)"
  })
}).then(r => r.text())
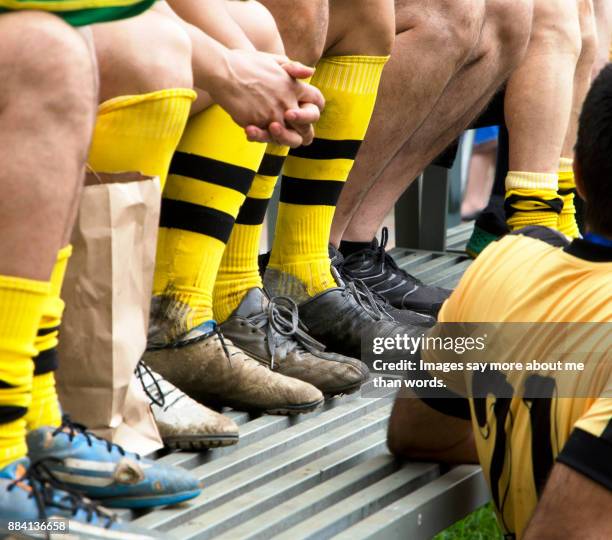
top-left (7, 458), bottom-right (116, 534)
top-left (342, 227), bottom-right (421, 288)
top-left (250, 296), bottom-right (326, 369)
top-left (135, 360), bottom-right (188, 411)
top-left (53, 415), bottom-right (136, 460)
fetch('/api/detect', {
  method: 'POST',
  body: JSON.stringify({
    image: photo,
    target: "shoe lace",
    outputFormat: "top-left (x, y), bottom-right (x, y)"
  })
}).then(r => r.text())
top-left (7, 458), bottom-right (116, 531)
top-left (135, 360), bottom-right (189, 411)
top-left (53, 415), bottom-right (137, 460)
top-left (249, 296), bottom-right (326, 370)
top-left (342, 227), bottom-right (420, 288)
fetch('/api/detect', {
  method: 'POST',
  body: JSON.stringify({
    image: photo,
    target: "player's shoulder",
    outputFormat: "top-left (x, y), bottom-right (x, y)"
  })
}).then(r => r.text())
top-left (477, 226), bottom-right (566, 265)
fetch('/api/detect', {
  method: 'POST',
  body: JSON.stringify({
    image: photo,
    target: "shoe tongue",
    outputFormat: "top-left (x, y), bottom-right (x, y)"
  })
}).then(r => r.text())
top-left (235, 288), bottom-right (268, 318)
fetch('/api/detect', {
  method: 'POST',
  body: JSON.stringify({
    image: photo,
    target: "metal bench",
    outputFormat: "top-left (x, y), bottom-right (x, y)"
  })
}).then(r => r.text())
top-left (131, 216), bottom-right (490, 539)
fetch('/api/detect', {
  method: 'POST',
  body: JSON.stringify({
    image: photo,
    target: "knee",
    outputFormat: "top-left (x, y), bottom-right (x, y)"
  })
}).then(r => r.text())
top-left (94, 12), bottom-right (193, 102)
top-left (531, 0), bottom-right (582, 59)
top-left (485, 0), bottom-right (533, 66)
top-left (396, 0), bottom-right (485, 68)
top-left (12, 13), bottom-right (96, 121)
top-left (353, 0), bottom-right (396, 56)
top-left (235, 1), bottom-right (285, 55)
top-left (263, 0), bottom-right (328, 65)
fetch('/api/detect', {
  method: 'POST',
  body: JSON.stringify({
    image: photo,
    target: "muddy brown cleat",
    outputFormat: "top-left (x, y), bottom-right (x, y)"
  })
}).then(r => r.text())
top-left (221, 288), bottom-right (369, 396)
top-left (136, 362), bottom-right (239, 449)
top-left (142, 326), bottom-right (324, 416)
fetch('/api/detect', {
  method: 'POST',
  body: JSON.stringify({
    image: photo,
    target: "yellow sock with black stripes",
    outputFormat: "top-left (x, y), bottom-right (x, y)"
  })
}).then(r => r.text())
top-left (213, 144), bottom-right (289, 323)
top-left (505, 172), bottom-right (564, 231)
top-left (265, 55), bottom-right (389, 302)
top-left (88, 89), bottom-right (195, 189)
top-left (558, 158), bottom-right (581, 238)
top-left (0, 276), bottom-right (49, 468)
top-left (151, 105), bottom-right (265, 344)
top-left (25, 246), bottom-right (72, 431)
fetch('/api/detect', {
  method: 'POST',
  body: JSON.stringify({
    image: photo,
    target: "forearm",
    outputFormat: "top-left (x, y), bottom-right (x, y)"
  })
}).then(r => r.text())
top-left (166, 0), bottom-right (255, 50)
top-left (523, 463), bottom-right (612, 540)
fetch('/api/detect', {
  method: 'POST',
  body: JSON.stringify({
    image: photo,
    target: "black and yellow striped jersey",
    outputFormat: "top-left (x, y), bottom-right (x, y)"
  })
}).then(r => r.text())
top-left (422, 234), bottom-right (612, 538)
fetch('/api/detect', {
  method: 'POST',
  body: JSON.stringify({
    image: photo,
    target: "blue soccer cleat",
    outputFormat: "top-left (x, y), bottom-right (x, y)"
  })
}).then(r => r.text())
top-left (0, 457), bottom-right (165, 538)
top-left (27, 416), bottom-right (202, 509)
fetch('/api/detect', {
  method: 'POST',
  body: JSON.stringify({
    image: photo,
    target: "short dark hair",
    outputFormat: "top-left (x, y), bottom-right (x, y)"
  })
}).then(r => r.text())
top-left (574, 64), bottom-right (612, 236)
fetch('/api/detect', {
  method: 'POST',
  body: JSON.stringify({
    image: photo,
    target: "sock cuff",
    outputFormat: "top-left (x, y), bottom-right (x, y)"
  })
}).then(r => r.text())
top-left (313, 55), bottom-right (389, 94)
top-left (0, 276), bottom-right (50, 296)
top-left (559, 157), bottom-right (574, 173)
top-left (98, 88), bottom-right (196, 115)
top-left (506, 171), bottom-right (558, 191)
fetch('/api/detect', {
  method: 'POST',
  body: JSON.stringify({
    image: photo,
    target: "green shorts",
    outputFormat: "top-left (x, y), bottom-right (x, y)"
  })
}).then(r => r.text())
top-left (0, 0), bottom-right (155, 26)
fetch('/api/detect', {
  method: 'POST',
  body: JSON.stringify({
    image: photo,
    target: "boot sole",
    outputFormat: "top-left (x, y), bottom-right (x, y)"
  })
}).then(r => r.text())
top-left (163, 434), bottom-right (239, 450)
top-left (266, 398), bottom-right (324, 415)
top-left (323, 380), bottom-right (364, 398)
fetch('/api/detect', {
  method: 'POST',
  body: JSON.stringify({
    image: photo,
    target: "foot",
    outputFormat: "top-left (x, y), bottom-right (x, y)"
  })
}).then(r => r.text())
top-left (465, 195), bottom-right (509, 258)
top-left (338, 228), bottom-right (451, 318)
top-left (0, 458), bottom-right (164, 538)
top-left (264, 263), bottom-right (425, 361)
top-left (26, 416), bottom-right (202, 509)
top-left (143, 325), bottom-right (324, 415)
top-left (220, 288), bottom-right (369, 396)
top-left (330, 245), bottom-right (435, 328)
top-left (136, 362), bottom-right (239, 450)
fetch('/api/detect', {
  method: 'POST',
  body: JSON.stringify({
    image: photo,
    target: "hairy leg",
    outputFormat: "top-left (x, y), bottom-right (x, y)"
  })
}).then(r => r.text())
top-left (330, 0), bottom-right (486, 245)
top-left (506, 0), bottom-right (581, 173)
top-left (339, 0), bottom-right (532, 243)
top-left (257, 0), bottom-right (329, 65)
top-left (0, 12), bottom-right (97, 280)
top-left (562, 0), bottom-right (597, 158)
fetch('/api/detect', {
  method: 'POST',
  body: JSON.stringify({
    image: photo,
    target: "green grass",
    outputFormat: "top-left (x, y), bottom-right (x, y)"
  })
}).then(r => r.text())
top-left (433, 503), bottom-right (503, 540)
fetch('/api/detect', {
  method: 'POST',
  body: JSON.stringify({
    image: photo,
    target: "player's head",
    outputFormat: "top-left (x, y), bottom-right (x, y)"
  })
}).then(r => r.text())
top-left (574, 64), bottom-right (612, 237)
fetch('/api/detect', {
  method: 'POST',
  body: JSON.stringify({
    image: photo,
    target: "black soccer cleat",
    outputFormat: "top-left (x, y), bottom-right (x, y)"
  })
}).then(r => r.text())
top-left (338, 228), bottom-right (451, 318)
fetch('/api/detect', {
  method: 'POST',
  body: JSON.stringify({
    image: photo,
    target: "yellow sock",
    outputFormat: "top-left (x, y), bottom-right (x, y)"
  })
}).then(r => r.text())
top-left (266, 55), bottom-right (389, 301)
top-left (213, 144), bottom-right (289, 323)
top-left (88, 89), bottom-right (195, 189)
top-left (505, 171), bottom-right (564, 231)
top-left (151, 106), bottom-right (265, 343)
top-left (0, 276), bottom-right (49, 468)
top-left (558, 158), bottom-right (581, 238)
top-left (26, 246), bottom-right (72, 430)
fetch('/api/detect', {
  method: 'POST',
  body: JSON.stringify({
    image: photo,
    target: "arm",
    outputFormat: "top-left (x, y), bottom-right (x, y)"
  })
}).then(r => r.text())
top-left (166, 0), bottom-right (255, 50)
top-left (523, 462), bottom-right (612, 540)
top-left (153, 1), bottom-right (324, 147)
top-left (387, 388), bottom-right (478, 464)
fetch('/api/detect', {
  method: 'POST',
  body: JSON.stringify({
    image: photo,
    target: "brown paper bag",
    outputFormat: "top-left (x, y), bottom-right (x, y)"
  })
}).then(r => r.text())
top-left (57, 171), bottom-right (163, 454)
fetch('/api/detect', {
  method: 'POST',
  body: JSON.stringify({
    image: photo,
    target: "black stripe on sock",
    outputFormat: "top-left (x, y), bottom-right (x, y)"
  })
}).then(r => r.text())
top-left (280, 177), bottom-right (344, 206)
top-left (160, 198), bottom-right (235, 243)
top-left (289, 138), bottom-right (362, 161)
top-left (37, 326), bottom-right (59, 337)
top-left (505, 195), bottom-right (564, 218)
top-left (257, 154), bottom-right (286, 177)
top-left (34, 348), bottom-right (59, 375)
top-left (0, 405), bottom-right (27, 424)
top-left (236, 197), bottom-right (270, 226)
top-left (170, 152), bottom-right (255, 195)
top-left (558, 188), bottom-right (577, 197)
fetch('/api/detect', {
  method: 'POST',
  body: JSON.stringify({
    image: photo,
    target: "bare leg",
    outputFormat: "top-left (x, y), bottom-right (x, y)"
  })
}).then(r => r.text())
top-left (506, 0), bottom-right (581, 174)
top-left (0, 12), bottom-right (96, 280)
top-left (562, 0), bottom-right (597, 159)
top-left (339, 0), bottom-right (532, 243)
top-left (330, 0), bottom-right (486, 245)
